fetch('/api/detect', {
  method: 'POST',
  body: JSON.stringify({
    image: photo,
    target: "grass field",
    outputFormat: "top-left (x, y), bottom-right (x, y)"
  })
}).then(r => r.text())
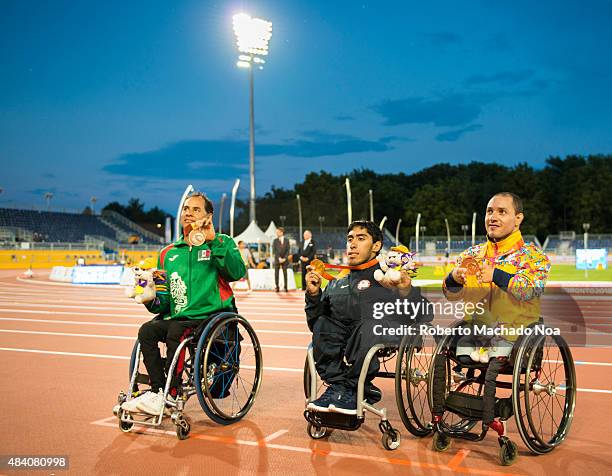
top-left (293, 263), bottom-right (611, 288)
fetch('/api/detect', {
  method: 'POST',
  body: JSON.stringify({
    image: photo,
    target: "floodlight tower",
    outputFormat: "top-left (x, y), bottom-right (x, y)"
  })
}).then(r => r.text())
top-left (232, 13), bottom-right (273, 224)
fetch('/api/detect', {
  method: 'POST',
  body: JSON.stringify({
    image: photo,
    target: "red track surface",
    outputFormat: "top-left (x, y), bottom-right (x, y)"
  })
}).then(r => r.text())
top-left (0, 269), bottom-right (610, 475)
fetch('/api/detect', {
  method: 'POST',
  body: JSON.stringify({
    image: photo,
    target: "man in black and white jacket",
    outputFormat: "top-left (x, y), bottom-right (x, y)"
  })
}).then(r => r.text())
top-left (297, 230), bottom-right (316, 290)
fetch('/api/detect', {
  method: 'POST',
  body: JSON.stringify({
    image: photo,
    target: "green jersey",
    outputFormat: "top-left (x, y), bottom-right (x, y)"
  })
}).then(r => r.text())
top-left (145, 233), bottom-right (246, 319)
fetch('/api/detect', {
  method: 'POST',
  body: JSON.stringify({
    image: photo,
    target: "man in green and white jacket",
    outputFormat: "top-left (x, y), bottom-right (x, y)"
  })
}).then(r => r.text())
top-left (122, 192), bottom-right (246, 415)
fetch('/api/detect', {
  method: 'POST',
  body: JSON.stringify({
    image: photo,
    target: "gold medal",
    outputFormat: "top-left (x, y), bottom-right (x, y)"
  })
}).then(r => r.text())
top-left (461, 257), bottom-right (480, 275)
top-left (188, 228), bottom-right (205, 246)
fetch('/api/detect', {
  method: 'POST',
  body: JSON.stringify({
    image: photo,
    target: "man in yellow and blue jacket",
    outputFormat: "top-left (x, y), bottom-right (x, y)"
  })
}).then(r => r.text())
top-left (444, 192), bottom-right (550, 349)
top-left (442, 192), bottom-right (550, 430)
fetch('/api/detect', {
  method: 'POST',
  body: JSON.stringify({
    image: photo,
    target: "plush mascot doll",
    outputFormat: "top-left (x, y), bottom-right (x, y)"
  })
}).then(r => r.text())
top-left (470, 347), bottom-right (490, 364)
top-left (374, 245), bottom-right (417, 285)
top-left (125, 257), bottom-right (159, 304)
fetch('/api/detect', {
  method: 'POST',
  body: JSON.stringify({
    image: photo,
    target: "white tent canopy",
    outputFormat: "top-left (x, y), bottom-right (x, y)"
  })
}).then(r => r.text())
top-left (264, 220), bottom-right (278, 239)
top-left (233, 220), bottom-right (270, 243)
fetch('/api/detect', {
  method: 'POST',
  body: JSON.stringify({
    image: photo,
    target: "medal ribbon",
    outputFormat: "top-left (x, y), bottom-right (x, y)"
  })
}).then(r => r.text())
top-left (310, 258), bottom-right (379, 281)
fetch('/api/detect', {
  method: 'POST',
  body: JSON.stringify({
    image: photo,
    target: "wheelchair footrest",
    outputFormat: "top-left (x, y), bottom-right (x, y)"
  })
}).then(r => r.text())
top-left (446, 391), bottom-right (484, 420)
top-left (445, 392), bottom-right (514, 421)
top-left (304, 410), bottom-right (362, 431)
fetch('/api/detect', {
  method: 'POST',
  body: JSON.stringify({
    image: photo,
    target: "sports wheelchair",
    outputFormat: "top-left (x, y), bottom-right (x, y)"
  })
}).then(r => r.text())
top-left (426, 320), bottom-right (576, 466)
top-left (302, 323), bottom-right (438, 450)
top-left (114, 312), bottom-right (263, 439)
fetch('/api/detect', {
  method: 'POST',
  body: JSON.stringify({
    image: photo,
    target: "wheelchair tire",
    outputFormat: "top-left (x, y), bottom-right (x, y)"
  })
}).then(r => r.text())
top-left (194, 313), bottom-right (263, 425)
top-left (512, 330), bottom-right (576, 454)
top-left (128, 339), bottom-right (139, 380)
top-left (395, 331), bottom-right (435, 437)
top-left (303, 356), bottom-right (311, 399)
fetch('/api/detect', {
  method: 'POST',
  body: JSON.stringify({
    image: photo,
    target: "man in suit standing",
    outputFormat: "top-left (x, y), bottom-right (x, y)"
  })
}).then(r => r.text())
top-left (298, 230), bottom-right (316, 290)
top-left (272, 227), bottom-right (290, 292)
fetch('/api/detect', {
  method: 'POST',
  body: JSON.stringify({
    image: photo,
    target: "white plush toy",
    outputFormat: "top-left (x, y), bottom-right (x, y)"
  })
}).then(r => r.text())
top-left (374, 245), bottom-right (417, 285)
top-left (125, 257), bottom-right (158, 304)
top-left (470, 346), bottom-right (490, 364)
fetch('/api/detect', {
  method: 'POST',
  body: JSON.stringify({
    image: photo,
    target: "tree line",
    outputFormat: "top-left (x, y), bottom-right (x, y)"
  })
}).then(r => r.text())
top-left (238, 155), bottom-right (611, 243)
top-left (101, 155), bottom-right (610, 243)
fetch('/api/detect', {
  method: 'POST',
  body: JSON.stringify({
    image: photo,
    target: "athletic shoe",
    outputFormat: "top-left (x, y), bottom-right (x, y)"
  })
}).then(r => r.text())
top-left (364, 382), bottom-right (382, 404)
top-left (307, 385), bottom-right (336, 412)
top-left (328, 387), bottom-right (357, 415)
top-left (121, 391), bottom-right (153, 413)
top-left (137, 390), bottom-right (175, 416)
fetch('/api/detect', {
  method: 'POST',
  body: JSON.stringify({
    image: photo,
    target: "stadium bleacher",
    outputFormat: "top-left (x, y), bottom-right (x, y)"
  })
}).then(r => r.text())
top-left (0, 208), bottom-right (117, 243)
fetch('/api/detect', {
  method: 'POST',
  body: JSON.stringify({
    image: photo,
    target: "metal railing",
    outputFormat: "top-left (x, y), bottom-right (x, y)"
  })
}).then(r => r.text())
top-left (101, 210), bottom-right (163, 243)
top-left (0, 242), bottom-right (104, 250)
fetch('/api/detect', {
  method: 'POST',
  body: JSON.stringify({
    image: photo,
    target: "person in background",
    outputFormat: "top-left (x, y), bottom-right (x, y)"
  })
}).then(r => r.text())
top-left (272, 227), bottom-right (290, 292)
top-left (297, 230), bottom-right (316, 291)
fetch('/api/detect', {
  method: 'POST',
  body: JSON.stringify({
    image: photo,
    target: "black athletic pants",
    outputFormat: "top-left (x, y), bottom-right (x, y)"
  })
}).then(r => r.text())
top-left (311, 316), bottom-right (380, 390)
top-left (138, 318), bottom-right (202, 394)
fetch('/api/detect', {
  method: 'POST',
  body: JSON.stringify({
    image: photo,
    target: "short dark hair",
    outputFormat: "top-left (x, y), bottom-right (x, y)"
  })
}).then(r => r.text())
top-left (186, 191), bottom-right (214, 214)
top-left (493, 192), bottom-right (523, 214)
top-left (347, 220), bottom-right (383, 247)
top-left (277, 227), bottom-right (285, 233)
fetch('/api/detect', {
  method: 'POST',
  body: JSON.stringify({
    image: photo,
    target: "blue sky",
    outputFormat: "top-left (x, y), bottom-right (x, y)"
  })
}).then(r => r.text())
top-left (1, 0), bottom-right (611, 213)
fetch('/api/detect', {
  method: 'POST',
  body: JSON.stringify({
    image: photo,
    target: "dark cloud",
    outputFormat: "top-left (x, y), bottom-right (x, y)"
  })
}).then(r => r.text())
top-left (104, 132), bottom-right (393, 179)
top-left (435, 124), bottom-right (483, 142)
top-left (372, 95), bottom-right (481, 127)
top-left (27, 188), bottom-right (57, 195)
top-left (379, 135), bottom-right (414, 143)
top-left (465, 70), bottom-right (534, 86)
top-left (334, 115), bottom-right (355, 121)
top-left (26, 188), bottom-right (80, 198)
top-left (426, 32), bottom-right (462, 47)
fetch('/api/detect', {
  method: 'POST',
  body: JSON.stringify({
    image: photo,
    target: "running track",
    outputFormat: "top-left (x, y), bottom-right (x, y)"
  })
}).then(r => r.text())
top-left (0, 269), bottom-right (610, 476)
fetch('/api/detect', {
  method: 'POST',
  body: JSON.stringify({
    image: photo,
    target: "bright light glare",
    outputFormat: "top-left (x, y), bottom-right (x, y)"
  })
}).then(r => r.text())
top-left (236, 61), bottom-right (251, 68)
top-left (232, 13), bottom-right (272, 56)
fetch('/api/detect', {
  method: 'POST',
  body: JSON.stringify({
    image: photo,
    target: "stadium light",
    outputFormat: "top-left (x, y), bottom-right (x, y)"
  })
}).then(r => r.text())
top-left (345, 178), bottom-right (352, 225)
top-left (419, 226), bottom-right (427, 254)
top-left (415, 213), bottom-right (421, 254)
top-left (90, 196), bottom-right (97, 215)
top-left (230, 179), bottom-right (240, 237)
top-left (296, 194), bottom-right (303, 238)
top-left (582, 222), bottom-right (591, 278)
top-left (461, 224), bottom-right (469, 242)
top-left (379, 216), bottom-right (387, 231)
top-left (232, 13), bottom-right (273, 224)
top-left (318, 216), bottom-right (325, 234)
top-left (369, 189), bottom-right (374, 222)
top-left (395, 218), bottom-right (402, 246)
top-left (218, 193), bottom-right (227, 234)
top-left (444, 217), bottom-right (451, 257)
top-left (44, 192), bottom-right (54, 211)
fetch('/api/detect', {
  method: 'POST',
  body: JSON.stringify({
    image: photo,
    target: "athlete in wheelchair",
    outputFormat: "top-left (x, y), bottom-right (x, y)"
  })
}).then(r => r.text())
top-left (425, 193), bottom-right (576, 465)
top-left (114, 192), bottom-right (263, 439)
top-left (303, 220), bottom-right (432, 450)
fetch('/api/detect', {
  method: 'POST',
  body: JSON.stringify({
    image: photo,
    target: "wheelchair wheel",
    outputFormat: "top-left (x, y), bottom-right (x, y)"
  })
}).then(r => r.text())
top-left (395, 330), bottom-right (436, 437)
top-left (428, 323), bottom-right (482, 433)
top-left (303, 353), bottom-right (326, 400)
top-left (128, 340), bottom-right (139, 380)
top-left (512, 331), bottom-right (576, 454)
top-left (194, 313), bottom-right (263, 425)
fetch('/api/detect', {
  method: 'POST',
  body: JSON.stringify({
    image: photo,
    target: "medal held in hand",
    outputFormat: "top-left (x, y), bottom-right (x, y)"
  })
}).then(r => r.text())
top-left (461, 256), bottom-right (480, 275)
top-left (185, 224), bottom-right (205, 246)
